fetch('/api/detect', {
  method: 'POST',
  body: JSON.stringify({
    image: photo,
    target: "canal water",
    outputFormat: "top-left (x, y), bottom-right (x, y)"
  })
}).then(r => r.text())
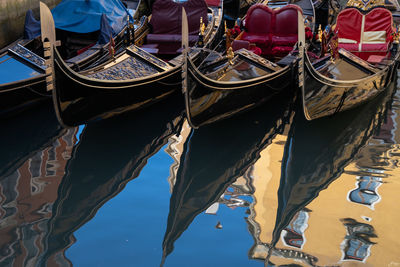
top-left (1, 73), bottom-right (400, 266)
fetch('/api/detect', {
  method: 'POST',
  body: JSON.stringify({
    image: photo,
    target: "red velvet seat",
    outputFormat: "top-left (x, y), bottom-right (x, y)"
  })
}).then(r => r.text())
top-left (336, 7), bottom-right (393, 60)
top-left (231, 39), bottom-right (262, 55)
top-left (272, 5), bottom-right (300, 57)
top-left (241, 33), bottom-right (271, 44)
top-left (146, 0), bottom-right (208, 54)
top-left (238, 4), bottom-right (302, 57)
top-left (240, 32), bottom-right (271, 53)
top-left (205, 0), bottom-right (219, 6)
top-left (272, 36), bottom-right (298, 46)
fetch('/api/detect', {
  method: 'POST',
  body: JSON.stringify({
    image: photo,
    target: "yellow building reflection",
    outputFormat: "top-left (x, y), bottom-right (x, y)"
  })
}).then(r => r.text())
top-left (247, 100), bottom-right (400, 266)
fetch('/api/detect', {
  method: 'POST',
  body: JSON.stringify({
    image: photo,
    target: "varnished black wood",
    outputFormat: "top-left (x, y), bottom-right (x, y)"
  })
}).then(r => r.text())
top-left (302, 48), bottom-right (400, 120)
top-left (50, 4), bottom-right (223, 127)
top-left (301, 3), bottom-right (400, 120)
top-left (0, 0), bottom-right (143, 117)
top-left (184, 49), bottom-right (297, 128)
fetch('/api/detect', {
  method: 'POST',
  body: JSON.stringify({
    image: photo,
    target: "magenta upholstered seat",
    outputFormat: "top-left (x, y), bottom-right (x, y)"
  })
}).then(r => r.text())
top-left (336, 7), bottom-right (393, 60)
top-left (240, 4), bottom-right (302, 57)
top-left (146, 0), bottom-right (208, 54)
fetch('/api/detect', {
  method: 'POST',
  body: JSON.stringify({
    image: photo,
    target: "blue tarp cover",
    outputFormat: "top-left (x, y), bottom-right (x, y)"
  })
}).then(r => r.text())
top-left (51, 0), bottom-right (131, 34)
top-left (98, 13), bottom-right (114, 44)
top-left (24, 9), bottom-right (41, 39)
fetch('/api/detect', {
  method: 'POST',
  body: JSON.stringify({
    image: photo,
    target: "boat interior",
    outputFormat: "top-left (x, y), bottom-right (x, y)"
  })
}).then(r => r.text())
top-left (79, 0), bottom-right (222, 81)
top-left (234, 4), bottom-right (302, 58)
top-left (310, 0), bottom-right (400, 80)
top-left (75, 0), bottom-right (221, 82)
top-left (0, 49), bottom-right (44, 85)
top-left (140, 0), bottom-right (212, 57)
top-left (199, 48), bottom-right (284, 81)
top-left (196, 2), bottom-right (304, 81)
top-left (0, 0), bottom-right (141, 77)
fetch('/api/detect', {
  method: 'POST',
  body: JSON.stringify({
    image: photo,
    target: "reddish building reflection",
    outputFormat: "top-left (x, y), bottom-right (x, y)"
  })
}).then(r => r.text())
top-left (0, 128), bottom-right (77, 266)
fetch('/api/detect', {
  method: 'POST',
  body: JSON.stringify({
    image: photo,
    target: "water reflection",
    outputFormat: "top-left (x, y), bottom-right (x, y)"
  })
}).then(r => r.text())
top-left (248, 78), bottom-right (397, 266)
top-left (0, 104), bottom-right (66, 178)
top-left (41, 98), bottom-right (185, 265)
top-left (161, 93), bottom-right (296, 266)
top-left (1, 77), bottom-right (400, 266)
top-left (0, 104), bottom-right (77, 266)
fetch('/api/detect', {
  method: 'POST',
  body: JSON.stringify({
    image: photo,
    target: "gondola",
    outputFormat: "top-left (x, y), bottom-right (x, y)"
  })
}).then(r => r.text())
top-left (300, 0), bottom-right (400, 120)
top-left (182, 0), bottom-right (311, 128)
top-left (39, 0), bottom-right (223, 127)
top-left (161, 93), bottom-right (295, 265)
top-left (36, 96), bottom-right (185, 265)
top-left (248, 73), bottom-right (396, 265)
top-left (0, 0), bottom-right (145, 117)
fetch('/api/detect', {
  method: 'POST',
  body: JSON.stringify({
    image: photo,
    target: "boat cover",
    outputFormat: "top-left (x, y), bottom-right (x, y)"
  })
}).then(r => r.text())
top-left (24, 0), bottom-right (131, 40)
top-left (52, 0), bottom-right (131, 34)
top-left (149, 0), bottom-right (208, 35)
top-left (146, 0), bottom-right (208, 54)
top-left (23, 10), bottom-right (41, 39)
top-left (98, 14), bottom-right (114, 44)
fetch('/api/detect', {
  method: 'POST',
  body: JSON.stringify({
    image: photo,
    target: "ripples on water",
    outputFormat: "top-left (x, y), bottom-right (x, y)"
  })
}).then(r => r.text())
top-left (0, 74), bottom-right (400, 266)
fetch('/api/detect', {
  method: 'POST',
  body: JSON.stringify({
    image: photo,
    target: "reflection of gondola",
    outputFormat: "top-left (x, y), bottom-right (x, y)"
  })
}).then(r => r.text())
top-left (41, 95), bottom-right (185, 264)
top-left (0, 103), bottom-right (65, 180)
top-left (264, 77), bottom-right (396, 264)
top-left (161, 93), bottom-right (296, 265)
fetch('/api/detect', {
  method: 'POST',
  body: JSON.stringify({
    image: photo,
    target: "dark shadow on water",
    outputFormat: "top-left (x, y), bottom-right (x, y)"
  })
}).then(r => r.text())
top-left (0, 102), bottom-right (65, 180)
top-left (160, 91), bottom-right (297, 266)
top-left (39, 96), bottom-right (186, 265)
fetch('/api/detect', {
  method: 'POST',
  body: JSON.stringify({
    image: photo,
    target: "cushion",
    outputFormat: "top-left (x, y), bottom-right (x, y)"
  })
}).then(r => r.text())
top-left (244, 5), bottom-right (273, 34)
top-left (336, 7), bottom-right (393, 55)
top-left (239, 4), bottom-right (302, 57)
top-left (241, 32), bottom-right (270, 44)
top-left (232, 39), bottom-right (250, 51)
top-left (205, 0), bottom-right (220, 6)
top-left (361, 43), bottom-right (390, 51)
top-left (150, 0), bottom-right (208, 35)
top-left (338, 43), bottom-right (359, 51)
top-left (339, 38), bottom-right (358, 44)
top-left (353, 51), bottom-right (389, 60)
top-left (336, 8), bottom-right (363, 43)
top-left (274, 5), bottom-right (301, 35)
top-left (362, 31), bottom-right (387, 43)
top-left (271, 46), bottom-right (294, 57)
top-left (367, 55), bottom-right (386, 63)
top-left (250, 46), bottom-right (262, 55)
top-left (363, 7), bottom-right (393, 41)
top-left (272, 35), bottom-right (298, 46)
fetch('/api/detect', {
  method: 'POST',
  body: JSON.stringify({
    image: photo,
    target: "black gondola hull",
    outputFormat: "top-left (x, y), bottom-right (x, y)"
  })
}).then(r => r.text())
top-left (302, 47), bottom-right (399, 121)
top-left (46, 2), bottom-right (223, 127)
top-left (0, 1), bottom-right (146, 117)
top-left (52, 48), bottom-right (182, 126)
top-left (0, 79), bottom-right (50, 118)
top-left (185, 58), bottom-right (295, 128)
